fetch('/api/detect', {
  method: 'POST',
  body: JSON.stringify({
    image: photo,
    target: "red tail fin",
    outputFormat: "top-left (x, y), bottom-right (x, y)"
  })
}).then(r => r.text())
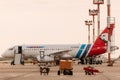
top-left (88, 24), bottom-right (115, 56)
top-left (94, 24), bottom-right (114, 46)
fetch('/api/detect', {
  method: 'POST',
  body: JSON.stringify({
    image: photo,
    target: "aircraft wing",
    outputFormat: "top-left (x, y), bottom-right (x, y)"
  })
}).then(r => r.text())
top-left (48, 50), bottom-right (72, 56)
top-left (36, 50), bottom-right (72, 62)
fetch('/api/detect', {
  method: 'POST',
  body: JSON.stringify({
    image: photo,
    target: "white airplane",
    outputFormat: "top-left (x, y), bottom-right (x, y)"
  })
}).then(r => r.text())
top-left (1, 24), bottom-right (119, 63)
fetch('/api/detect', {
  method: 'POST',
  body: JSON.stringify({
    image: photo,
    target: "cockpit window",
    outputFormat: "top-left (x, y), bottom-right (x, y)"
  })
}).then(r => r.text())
top-left (9, 48), bottom-right (14, 50)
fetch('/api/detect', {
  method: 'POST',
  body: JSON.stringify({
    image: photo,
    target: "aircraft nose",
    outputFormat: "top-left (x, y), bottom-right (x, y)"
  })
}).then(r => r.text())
top-left (1, 53), bottom-right (5, 57)
top-left (1, 51), bottom-right (9, 58)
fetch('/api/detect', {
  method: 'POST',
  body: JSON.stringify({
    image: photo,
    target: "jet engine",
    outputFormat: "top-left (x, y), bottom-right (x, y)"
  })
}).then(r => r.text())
top-left (37, 55), bottom-right (54, 62)
top-left (61, 54), bottom-right (72, 59)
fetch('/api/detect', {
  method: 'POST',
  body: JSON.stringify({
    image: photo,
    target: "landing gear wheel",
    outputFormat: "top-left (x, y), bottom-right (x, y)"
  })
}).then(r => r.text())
top-left (57, 70), bottom-right (60, 75)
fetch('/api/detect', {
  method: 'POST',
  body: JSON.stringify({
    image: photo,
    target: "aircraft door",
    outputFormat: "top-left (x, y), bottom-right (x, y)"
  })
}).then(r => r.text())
top-left (40, 51), bottom-right (45, 59)
top-left (13, 46), bottom-right (24, 65)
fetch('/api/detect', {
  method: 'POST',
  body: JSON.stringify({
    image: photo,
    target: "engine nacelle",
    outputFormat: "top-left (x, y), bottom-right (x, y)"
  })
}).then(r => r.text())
top-left (37, 55), bottom-right (54, 62)
top-left (61, 54), bottom-right (72, 59)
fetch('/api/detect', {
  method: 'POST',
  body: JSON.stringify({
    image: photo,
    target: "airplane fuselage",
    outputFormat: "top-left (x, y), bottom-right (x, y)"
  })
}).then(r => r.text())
top-left (2, 43), bottom-right (107, 61)
top-left (23, 44), bottom-right (91, 59)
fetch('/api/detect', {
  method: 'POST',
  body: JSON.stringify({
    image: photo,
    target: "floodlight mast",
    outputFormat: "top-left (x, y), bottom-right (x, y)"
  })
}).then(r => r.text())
top-left (89, 9), bottom-right (98, 43)
top-left (93, 0), bottom-right (104, 36)
top-left (85, 20), bottom-right (92, 44)
top-left (107, 0), bottom-right (112, 66)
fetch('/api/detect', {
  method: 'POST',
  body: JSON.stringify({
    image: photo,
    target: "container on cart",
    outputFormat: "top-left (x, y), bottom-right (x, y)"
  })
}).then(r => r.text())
top-left (57, 60), bottom-right (73, 75)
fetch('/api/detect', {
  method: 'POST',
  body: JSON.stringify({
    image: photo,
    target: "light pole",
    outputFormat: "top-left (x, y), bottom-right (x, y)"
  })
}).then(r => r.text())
top-left (85, 20), bottom-right (92, 44)
top-left (107, 0), bottom-right (110, 16)
top-left (89, 9), bottom-right (98, 43)
top-left (93, 0), bottom-right (104, 36)
top-left (107, 0), bottom-right (113, 66)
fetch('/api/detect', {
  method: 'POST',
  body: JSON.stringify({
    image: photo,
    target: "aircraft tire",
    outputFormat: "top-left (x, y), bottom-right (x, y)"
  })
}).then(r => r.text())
top-left (57, 70), bottom-right (60, 75)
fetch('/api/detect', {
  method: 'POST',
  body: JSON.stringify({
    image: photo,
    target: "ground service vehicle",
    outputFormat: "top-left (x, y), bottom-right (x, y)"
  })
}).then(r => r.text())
top-left (58, 60), bottom-right (73, 75)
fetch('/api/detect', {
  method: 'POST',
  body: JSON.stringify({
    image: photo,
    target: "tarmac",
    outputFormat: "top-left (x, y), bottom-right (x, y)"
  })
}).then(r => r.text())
top-left (0, 59), bottom-right (120, 80)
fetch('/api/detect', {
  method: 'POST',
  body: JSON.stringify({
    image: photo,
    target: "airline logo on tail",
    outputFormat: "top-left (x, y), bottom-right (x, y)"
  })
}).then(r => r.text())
top-left (100, 33), bottom-right (108, 43)
top-left (75, 24), bottom-right (115, 58)
top-left (85, 24), bottom-right (114, 57)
